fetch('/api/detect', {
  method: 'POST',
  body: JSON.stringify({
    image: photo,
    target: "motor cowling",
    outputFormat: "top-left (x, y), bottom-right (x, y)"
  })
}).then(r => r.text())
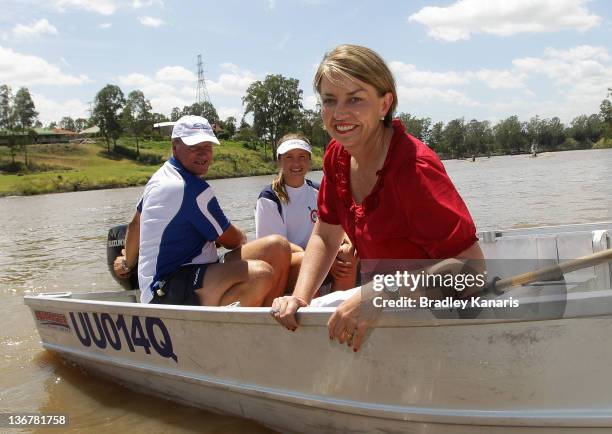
top-left (107, 224), bottom-right (139, 290)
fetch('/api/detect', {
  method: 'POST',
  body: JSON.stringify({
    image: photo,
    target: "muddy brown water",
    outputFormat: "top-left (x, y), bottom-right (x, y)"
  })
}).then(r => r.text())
top-left (1, 149), bottom-right (610, 433)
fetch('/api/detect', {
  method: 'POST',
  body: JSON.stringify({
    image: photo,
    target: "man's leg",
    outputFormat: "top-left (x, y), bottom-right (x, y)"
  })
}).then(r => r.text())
top-left (195, 259), bottom-right (274, 307)
top-left (224, 235), bottom-right (291, 305)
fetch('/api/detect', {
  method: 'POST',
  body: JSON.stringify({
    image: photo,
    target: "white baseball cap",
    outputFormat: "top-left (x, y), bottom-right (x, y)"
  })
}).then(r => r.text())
top-left (171, 115), bottom-right (220, 146)
top-left (277, 139), bottom-right (311, 157)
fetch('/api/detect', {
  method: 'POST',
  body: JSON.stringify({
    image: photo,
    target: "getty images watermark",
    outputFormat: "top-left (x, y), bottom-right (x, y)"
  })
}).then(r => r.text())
top-left (370, 270), bottom-right (520, 309)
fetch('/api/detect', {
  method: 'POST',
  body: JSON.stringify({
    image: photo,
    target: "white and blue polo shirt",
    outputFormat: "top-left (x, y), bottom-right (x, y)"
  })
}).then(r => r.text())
top-left (137, 156), bottom-right (230, 303)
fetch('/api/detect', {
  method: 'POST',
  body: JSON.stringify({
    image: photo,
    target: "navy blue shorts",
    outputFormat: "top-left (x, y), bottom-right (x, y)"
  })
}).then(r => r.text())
top-left (150, 263), bottom-right (212, 306)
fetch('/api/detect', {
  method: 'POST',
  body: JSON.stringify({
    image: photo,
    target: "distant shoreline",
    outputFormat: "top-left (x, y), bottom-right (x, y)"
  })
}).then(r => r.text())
top-left (1, 144), bottom-right (609, 198)
top-left (0, 139), bottom-right (324, 197)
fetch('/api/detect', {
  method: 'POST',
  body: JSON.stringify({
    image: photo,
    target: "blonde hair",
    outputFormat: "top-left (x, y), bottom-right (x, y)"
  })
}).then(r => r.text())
top-left (272, 133), bottom-right (311, 203)
top-left (313, 44), bottom-right (397, 127)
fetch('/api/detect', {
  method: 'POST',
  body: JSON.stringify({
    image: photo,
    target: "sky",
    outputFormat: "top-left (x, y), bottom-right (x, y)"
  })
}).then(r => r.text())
top-left (0, 0), bottom-right (611, 127)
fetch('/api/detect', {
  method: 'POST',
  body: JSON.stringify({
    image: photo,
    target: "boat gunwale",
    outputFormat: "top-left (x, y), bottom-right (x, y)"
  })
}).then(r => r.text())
top-left (23, 289), bottom-right (612, 327)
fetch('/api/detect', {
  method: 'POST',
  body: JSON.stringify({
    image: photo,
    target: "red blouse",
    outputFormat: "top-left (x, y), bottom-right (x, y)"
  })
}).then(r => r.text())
top-left (318, 119), bottom-right (477, 261)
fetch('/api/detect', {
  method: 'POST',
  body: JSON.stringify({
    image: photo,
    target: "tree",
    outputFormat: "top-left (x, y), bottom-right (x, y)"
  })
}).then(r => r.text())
top-left (74, 118), bottom-right (88, 132)
top-left (239, 117), bottom-right (250, 130)
top-left (13, 87), bottom-right (38, 130)
top-left (0, 84), bottom-right (13, 131)
top-left (297, 108), bottom-right (328, 148)
top-left (122, 90), bottom-right (152, 155)
top-left (601, 99), bottom-right (612, 137)
top-left (47, 121), bottom-right (58, 129)
top-left (59, 116), bottom-right (76, 131)
top-left (443, 118), bottom-right (465, 158)
top-left (428, 121), bottom-right (445, 154)
top-left (525, 116), bottom-right (542, 151)
top-left (567, 114), bottom-right (602, 147)
top-left (397, 113), bottom-right (431, 144)
top-left (243, 74), bottom-right (303, 158)
top-left (151, 112), bottom-right (169, 123)
top-left (181, 101), bottom-right (219, 125)
top-left (92, 84), bottom-right (125, 152)
top-left (170, 106), bottom-right (182, 122)
top-left (465, 119), bottom-right (492, 156)
top-left (12, 87), bottom-right (38, 167)
top-left (494, 116), bottom-right (525, 154)
top-left (216, 116), bottom-right (237, 140)
top-left (224, 116), bottom-right (237, 137)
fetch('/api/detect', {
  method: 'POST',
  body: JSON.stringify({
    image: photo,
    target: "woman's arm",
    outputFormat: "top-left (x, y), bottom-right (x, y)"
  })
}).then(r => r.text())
top-left (328, 240), bottom-right (486, 351)
top-left (271, 220), bottom-right (345, 330)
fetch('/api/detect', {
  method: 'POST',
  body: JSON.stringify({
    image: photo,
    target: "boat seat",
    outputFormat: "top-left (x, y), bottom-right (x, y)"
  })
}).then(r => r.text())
top-left (479, 229), bottom-right (611, 291)
top-left (480, 234), bottom-right (559, 282)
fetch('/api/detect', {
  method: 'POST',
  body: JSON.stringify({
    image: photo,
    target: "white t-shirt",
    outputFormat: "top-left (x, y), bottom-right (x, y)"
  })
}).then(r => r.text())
top-left (255, 180), bottom-right (319, 249)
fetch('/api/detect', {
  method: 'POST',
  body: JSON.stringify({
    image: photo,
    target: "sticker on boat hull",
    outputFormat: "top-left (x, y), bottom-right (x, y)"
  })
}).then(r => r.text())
top-left (69, 312), bottom-right (178, 363)
top-left (34, 311), bottom-right (71, 332)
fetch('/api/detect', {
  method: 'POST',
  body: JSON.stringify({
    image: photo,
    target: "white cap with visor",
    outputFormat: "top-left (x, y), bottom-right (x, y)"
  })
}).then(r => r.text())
top-left (172, 115), bottom-right (220, 146)
top-left (276, 139), bottom-right (311, 157)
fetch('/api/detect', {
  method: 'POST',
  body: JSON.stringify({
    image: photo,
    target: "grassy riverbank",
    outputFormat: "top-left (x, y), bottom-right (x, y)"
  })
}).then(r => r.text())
top-left (0, 139), bottom-right (324, 196)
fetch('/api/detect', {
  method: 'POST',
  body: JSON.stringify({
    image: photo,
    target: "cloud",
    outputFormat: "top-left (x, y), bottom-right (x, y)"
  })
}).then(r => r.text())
top-left (32, 93), bottom-right (89, 125)
top-left (390, 62), bottom-right (468, 87)
top-left (303, 95), bottom-right (318, 110)
top-left (217, 106), bottom-right (243, 121)
top-left (390, 61), bottom-right (526, 90)
top-left (512, 44), bottom-right (612, 118)
top-left (138, 16), bottom-right (165, 27)
top-left (543, 45), bottom-right (609, 62)
top-left (468, 69), bottom-right (527, 90)
top-left (117, 73), bottom-right (155, 87)
top-left (54, 0), bottom-right (117, 16)
top-left (409, 0), bottom-right (601, 41)
top-left (0, 45), bottom-right (89, 86)
top-left (114, 63), bottom-right (261, 118)
top-left (397, 86), bottom-right (479, 108)
top-left (118, 69), bottom-right (190, 115)
top-left (132, 0), bottom-right (163, 8)
top-left (155, 66), bottom-right (196, 82)
top-left (513, 45), bottom-right (612, 86)
top-left (12, 18), bottom-right (58, 40)
top-left (390, 44), bottom-right (611, 122)
top-left (98, 22), bottom-right (112, 29)
top-left (207, 63), bottom-right (260, 97)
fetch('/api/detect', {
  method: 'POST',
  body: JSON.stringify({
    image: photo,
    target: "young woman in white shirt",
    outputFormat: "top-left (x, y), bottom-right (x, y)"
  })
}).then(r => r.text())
top-left (255, 134), bottom-right (357, 292)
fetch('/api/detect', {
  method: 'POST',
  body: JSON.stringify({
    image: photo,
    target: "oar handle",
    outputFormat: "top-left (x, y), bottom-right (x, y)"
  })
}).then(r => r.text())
top-left (489, 247), bottom-right (612, 294)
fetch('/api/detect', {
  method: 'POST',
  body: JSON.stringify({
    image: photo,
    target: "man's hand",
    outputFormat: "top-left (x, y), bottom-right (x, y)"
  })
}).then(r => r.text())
top-left (270, 295), bottom-right (308, 331)
top-left (217, 224), bottom-right (248, 250)
top-left (113, 249), bottom-right (132, 279)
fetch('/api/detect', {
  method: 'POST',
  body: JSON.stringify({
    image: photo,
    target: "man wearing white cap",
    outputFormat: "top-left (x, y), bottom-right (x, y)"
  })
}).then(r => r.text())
top-left (115, 115), bottom-right (290, 307)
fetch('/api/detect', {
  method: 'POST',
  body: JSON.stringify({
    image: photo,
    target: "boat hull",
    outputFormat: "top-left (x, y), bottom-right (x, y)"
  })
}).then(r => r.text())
top-left (25, 289), bottom-right (612, 434)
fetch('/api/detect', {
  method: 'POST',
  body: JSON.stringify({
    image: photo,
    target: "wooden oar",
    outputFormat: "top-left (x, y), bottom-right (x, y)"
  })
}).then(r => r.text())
top-left (489, 247), bottom-right (612, 295)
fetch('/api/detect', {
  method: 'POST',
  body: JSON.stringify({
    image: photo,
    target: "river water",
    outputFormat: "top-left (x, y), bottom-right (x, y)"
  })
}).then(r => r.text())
top-left (0, 149), bottom-right (611, 433)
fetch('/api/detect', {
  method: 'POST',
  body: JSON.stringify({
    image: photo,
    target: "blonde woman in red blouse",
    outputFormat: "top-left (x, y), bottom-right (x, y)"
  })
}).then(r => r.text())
top-left (271, 45), bottom-right (484, 351)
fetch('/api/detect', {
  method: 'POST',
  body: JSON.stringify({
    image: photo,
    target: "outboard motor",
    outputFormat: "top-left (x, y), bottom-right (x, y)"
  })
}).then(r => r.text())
top-left (107, 224), bottom-right (139, 290)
